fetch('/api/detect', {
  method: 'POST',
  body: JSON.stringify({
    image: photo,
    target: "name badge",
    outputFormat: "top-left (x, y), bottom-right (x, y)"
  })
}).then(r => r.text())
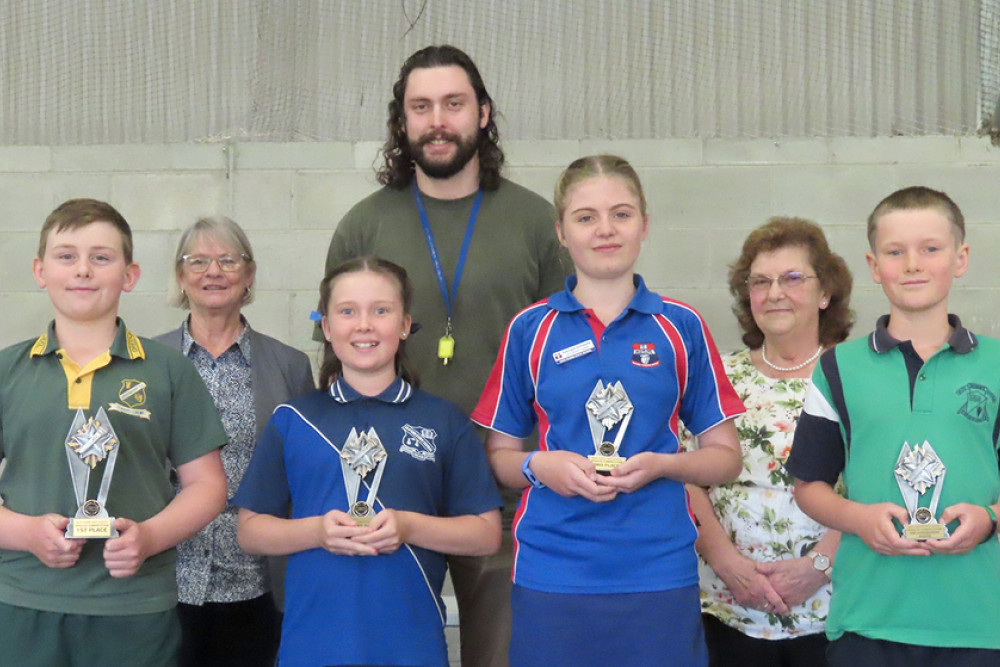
top-left (553, 340), bottom-right (595, 364)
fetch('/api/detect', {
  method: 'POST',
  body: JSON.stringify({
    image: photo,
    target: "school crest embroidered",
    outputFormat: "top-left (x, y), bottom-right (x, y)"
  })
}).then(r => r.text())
top-left (400, 424), bottom-right (438, 462)
top-left (631, 343), bottom-right (659, 367)
top-left (956, 383), bottom-right (997, 424)
top-left (108, 379), bottom-right (151, 420)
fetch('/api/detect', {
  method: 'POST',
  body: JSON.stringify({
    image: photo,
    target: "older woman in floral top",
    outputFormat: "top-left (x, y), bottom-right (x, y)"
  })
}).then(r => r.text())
top-left (685, 217), bottom-right (854, 666)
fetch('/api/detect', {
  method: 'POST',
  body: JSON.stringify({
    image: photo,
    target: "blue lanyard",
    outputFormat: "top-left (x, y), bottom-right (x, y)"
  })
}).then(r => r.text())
top-left (412, 182), bottom-right (483, 329)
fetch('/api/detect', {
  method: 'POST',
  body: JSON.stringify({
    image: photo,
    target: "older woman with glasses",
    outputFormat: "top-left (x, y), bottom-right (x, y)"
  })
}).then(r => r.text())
top-left (156, 217), bottom-right (314, 667)
top-left (685, 217), bottom-right (854, 666)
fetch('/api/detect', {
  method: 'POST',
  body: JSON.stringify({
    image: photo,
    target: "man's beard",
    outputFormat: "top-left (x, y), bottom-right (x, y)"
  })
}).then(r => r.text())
top-left (409, 130), bottom-right (479, 180)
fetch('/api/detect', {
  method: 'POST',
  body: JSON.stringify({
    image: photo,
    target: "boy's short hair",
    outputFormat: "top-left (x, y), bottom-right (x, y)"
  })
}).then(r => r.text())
top-left (39, 199), bottom-right (134, 263)
top-left (866, 186), bottom-right (965, 250)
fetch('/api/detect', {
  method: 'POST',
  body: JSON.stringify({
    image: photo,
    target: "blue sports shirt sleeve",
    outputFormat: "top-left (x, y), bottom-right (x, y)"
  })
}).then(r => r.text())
top-left (441, 412), bottom-right (503, 517)
top-left (232, 410), bottom-right (291, 517)
top-left (672, 306), bottom-right (746, 435)
top-left (471, 306), bottom-right (545, 438)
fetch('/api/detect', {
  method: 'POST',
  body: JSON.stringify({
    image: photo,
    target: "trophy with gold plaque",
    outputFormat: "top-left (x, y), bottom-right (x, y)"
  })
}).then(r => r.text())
top-left (64, 407), bottom-right (120, 539)
top-left (340, 427), bottom-right (387, 526)
top-left (586, 380), bottom-right (634, 474)
top-left (894, 440), bottom-right (949, 540)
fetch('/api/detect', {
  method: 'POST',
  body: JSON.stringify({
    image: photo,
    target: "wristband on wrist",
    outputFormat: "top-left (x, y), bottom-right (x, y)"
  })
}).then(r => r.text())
top-left (521, 451), bottom-right (545, 489)
top-left (982, 505), bottom-right (998, 544)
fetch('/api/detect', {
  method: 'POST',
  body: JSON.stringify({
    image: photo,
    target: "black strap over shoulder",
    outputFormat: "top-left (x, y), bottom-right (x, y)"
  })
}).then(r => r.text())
top-left (820, 349), bottom-right (851, 452)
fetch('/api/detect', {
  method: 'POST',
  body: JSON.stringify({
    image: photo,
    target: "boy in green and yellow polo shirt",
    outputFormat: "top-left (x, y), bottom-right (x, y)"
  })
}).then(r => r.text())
top-left (0, 199), bottom-right (227, 667)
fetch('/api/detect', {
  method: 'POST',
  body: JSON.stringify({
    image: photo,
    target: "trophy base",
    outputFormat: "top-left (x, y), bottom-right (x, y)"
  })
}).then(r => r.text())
top-left (66, 517), bottom-right (119, 539)
top-left (589, 455), bottom-right (625, 475)
top-left (903, 523), bottom-right (949, 541)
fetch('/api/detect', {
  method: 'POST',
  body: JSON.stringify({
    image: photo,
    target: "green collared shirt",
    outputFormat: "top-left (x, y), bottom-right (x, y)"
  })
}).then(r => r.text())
top-left (0, 319), bottom-right (226, 615)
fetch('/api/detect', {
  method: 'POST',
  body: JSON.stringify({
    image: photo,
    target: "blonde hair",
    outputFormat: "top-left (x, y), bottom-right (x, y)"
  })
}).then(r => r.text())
top-left (553, 155), bottom-right (647, 222)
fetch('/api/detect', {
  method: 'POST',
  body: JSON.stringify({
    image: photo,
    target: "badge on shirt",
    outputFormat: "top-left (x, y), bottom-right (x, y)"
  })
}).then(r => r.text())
top-left (631, 343), bottom-right (659, 368)
top-left (108, 378), bottom-right (151, 420)
top-left (553, 340), bottom-right (595, 365)
top-left (400, 424), bottom-right (438, 463)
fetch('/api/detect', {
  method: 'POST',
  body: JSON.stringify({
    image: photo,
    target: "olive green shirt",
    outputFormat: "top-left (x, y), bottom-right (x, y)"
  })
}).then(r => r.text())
top-left (322, 178), bottom-right (569, 415)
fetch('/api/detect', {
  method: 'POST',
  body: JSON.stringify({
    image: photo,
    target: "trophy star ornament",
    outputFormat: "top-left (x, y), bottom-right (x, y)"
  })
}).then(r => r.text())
top-left (68, 415), bottom-right (117, 468)
top-left (894, 440), bottom-right (949, 540)
top-left (586, 380), bottom-right (634, 473)
top-left (895, 442), bottom-right (946, 495)
top-left (64, 407), bottom-right (121, 539)
top-left (339, 427), bottom-right (388, 526)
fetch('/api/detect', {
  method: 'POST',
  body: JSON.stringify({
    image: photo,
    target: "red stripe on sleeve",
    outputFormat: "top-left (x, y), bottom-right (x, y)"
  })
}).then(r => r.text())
top-left (528, 311), bottom-right (558, 386)
top-left (471, 319), bottom-right (516, 427)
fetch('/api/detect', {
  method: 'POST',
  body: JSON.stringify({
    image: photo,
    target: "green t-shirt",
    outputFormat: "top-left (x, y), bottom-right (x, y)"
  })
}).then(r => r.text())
top-left (0, 320), bottom-right (227, 615)
top-left (322, 179), bottom-right (569, 415)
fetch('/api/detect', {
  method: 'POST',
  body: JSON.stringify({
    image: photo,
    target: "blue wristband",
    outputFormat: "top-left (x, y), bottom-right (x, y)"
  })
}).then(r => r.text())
top-left (521, 451), bottom-right (545, 489)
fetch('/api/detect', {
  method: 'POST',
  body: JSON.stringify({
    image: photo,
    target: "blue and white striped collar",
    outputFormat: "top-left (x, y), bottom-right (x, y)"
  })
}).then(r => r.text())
top-left (328, 375), bottom-right (414, 404)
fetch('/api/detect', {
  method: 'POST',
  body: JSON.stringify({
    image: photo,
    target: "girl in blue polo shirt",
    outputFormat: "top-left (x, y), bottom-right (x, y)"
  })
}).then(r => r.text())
top-left (234, 257), bottom-right (502, 667)
top-left (472, 155), bottom-right (745, 667)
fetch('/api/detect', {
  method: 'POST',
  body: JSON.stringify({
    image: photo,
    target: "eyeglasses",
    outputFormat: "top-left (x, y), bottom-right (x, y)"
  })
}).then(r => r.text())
top-left (745, 271), bottom-right (817, 292)
top-left (181, 253), bottom-right (249, 273)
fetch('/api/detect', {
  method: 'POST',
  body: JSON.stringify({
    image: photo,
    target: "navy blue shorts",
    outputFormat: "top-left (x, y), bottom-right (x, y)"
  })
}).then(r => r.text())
top-left (510, 584), bottom-right (707, 667)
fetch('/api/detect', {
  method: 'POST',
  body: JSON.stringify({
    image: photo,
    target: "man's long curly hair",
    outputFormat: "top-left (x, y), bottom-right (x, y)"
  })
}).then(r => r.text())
top-left (377, 45), bottom-right (504, 191)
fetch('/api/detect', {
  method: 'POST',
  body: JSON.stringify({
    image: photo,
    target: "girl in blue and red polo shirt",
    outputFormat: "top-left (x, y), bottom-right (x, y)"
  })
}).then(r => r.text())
top-left (472, 156), bottom-right (745, 667)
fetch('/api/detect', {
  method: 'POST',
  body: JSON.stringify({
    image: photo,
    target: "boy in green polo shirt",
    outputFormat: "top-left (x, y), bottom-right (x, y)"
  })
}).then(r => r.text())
top-left (0, 199), bottom-right (228, 667)
top-left (786, 186), bottom-right (1000, 666)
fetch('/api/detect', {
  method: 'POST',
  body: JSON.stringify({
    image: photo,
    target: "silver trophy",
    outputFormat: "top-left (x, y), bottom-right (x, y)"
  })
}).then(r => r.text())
top-left (65, 408), bottom-right (120, 539)
top-left (340, 427), bottom-right (387, 526)
top-left (586, 381), bottom-right (633, 473)
top-left (894, 440), bottom-right (949, 540)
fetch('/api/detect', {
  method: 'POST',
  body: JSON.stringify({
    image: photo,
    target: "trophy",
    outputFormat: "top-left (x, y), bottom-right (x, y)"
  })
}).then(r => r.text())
top-left (340, 427), bottom-right (387, 526)
top-left (586, 381), bottom-right (634, 473)
top-left (64, 408), bottom-right (120, 539)
top-left (894, 440), bottom-right (949, 540)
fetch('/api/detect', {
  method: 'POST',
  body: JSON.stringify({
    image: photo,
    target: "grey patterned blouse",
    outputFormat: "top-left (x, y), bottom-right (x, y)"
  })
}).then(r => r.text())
top-left (176, 320), bottom-right (265, 605)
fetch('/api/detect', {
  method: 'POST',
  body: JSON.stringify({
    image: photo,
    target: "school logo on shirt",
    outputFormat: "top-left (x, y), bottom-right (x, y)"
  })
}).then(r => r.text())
top-left (400, 424), bottom-right (437, 462)
top-left (956, 383), bottom-right (997, 424)
top-left (108, 379), bottom-right (151, 420)
top-left (631, 343), bottom-right (660, 368)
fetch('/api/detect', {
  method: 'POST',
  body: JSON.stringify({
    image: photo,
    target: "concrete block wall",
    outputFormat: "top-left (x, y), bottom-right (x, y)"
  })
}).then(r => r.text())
top-left (1, 136), bottom-right (998, 363)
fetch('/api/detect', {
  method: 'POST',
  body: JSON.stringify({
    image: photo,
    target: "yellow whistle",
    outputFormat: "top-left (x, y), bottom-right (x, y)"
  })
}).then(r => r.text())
top-left (438, 335), bottom-right (455, 365)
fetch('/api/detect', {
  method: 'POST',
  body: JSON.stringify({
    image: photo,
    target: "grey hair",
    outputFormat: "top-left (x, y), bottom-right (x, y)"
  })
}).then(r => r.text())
top-left (169, 216), bottom-right (256, 309)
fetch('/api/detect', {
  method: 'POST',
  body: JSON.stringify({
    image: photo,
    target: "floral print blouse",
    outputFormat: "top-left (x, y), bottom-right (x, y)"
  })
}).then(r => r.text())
top-left (684, 348), bottom-right (831, 639)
